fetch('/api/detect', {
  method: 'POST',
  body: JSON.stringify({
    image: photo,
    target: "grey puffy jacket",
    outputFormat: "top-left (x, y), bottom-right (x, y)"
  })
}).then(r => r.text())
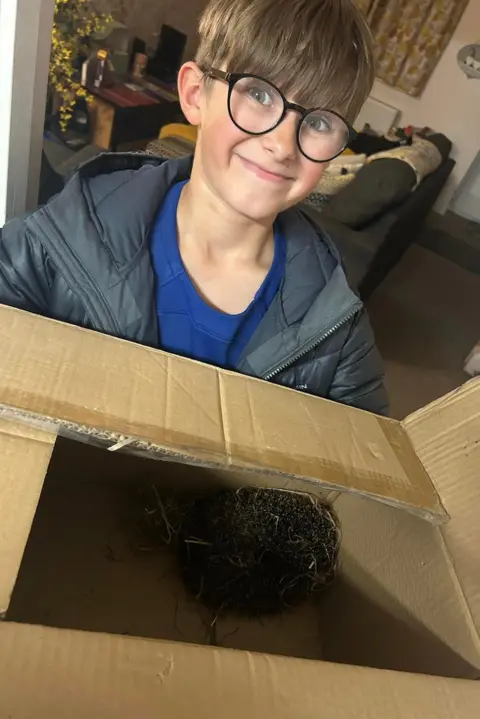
top-left (0, 153), bottom-right (388, 415)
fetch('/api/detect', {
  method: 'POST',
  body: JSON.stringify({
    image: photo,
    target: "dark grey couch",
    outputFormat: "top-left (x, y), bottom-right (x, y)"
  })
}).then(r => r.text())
top-left (303, 158), bottom-right (455, 299)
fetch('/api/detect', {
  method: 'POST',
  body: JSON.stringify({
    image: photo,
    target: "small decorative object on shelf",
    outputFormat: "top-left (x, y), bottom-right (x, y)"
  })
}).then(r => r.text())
top-left (132, 52), bottom-right (149, 80)
top-left (94, 48), bottom-right (109, 88)
top-left (464, 342), bottom-right (480, 376)
top-left (457, 41), bottom-right (480, 79)
top-left (49, 0), bottom-right (112, 132)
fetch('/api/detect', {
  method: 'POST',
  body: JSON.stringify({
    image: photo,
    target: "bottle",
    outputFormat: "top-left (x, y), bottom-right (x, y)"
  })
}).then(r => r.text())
top-left (94, 49), bottom-right (109, 88)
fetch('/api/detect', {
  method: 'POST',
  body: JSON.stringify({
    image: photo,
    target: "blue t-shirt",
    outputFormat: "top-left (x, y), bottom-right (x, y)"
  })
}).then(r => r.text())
top-left (150, 180), bottom-right (286, 369)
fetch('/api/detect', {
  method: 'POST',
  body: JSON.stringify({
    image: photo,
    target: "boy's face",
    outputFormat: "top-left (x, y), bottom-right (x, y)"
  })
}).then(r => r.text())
top-left (179, 63), bottom-right (329, 222)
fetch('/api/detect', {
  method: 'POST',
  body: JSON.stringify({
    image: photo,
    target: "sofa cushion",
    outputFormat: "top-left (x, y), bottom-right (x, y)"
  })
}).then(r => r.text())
top-left (366, 138), bottom-right (442, 186)
top-left (425, 133), bottom-right (452, 162)
top-left (326, 158), bottom-right (416, 229)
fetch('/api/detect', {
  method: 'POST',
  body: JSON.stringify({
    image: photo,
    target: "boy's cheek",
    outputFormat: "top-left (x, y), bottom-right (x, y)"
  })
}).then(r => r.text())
top-left (299, 162), bottom-right (328, 195)
top-left (279, 163), bottom-right (328, 206)
top-left (199, 115), bottom-right (241, 166)
top-left (198, 112), bottom-right (328, 211)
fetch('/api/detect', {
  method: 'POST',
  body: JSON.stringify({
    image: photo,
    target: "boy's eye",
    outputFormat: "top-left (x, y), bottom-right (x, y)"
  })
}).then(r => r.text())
top-left (304, 113), bottom-right (332, 133)
top-left (247, 85), bottom-right (275, 106)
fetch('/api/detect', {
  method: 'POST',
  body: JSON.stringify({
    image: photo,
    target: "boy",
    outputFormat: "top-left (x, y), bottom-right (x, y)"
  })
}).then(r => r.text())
top-left (0, 0), bottom-right (387, 414)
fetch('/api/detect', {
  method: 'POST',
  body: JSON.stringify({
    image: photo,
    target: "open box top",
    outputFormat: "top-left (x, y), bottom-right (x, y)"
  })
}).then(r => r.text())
top-left (0, 305), bottom-right (480, 717)
top-left (0, 305), bottom-right (447, 520)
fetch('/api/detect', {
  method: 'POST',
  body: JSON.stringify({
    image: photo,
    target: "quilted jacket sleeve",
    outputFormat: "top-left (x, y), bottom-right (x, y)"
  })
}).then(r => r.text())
top-left (0, 217), bottom-right (53, 314)
top-left (328, 310), bottom-right (389, 416)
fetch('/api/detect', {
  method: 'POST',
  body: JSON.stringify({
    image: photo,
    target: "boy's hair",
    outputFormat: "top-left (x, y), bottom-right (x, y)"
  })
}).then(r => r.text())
top-left (196, 0), bottom-right (375, 121)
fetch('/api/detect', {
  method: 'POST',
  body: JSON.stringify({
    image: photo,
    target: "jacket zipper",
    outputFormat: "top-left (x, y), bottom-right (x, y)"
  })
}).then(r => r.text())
top-left (264, 306), bottom-right (361, 380)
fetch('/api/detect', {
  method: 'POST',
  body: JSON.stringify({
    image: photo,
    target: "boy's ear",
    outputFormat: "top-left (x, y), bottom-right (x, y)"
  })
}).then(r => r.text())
top-left (177, 62), bottom-right (204, 127)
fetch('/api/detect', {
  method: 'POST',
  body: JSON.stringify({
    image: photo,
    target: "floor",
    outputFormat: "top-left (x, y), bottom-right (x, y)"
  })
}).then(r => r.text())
top-left (439, 210), bottom-right (480, 244)
top-left (367, 243), bottom-right (480, 419)
top-left (418, 211), bottom-right (480, 274)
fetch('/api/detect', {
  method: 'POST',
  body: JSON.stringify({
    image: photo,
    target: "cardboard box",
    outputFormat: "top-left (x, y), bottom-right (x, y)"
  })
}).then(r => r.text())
top-left (0, 305), bottom-right (479, 717)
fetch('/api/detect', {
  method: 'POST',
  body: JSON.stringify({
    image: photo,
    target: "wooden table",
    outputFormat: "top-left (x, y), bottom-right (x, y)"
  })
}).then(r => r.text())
top-left (86, 80), bottom-right (182, 151)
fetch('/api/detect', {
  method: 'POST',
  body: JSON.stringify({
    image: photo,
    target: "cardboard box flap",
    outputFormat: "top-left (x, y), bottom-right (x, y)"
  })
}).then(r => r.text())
top-left (0, 305), bottom-right (445, 521)
top-left (403, 378), bottom-right (480, 637)
top-left (1, 622), bottom-right (479, 718)
top-left (0, 418), bottom-right (56, 614)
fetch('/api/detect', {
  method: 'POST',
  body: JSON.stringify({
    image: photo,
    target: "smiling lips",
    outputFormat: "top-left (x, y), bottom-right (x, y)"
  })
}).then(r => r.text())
top-left (237, 155), bottom-right (293, 183)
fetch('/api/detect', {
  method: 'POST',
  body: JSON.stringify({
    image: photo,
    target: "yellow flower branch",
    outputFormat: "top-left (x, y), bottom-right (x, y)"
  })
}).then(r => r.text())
top-left (50, 0), bottom-right (112, 131)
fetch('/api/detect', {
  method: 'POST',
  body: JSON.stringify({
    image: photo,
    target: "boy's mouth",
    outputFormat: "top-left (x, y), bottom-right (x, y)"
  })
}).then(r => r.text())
top-left (236, 155), bottom-right (293, 184)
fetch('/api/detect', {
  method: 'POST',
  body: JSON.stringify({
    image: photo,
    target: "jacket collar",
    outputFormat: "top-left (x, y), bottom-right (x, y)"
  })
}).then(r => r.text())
top-left (71, 153), bottom-right (361, 373)
top-left (237, 210), bottom-right (362, 378)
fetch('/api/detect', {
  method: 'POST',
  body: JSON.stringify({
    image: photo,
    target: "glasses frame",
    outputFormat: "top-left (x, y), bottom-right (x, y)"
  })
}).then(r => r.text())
top-left (205, 68), bottom-right (357, 163)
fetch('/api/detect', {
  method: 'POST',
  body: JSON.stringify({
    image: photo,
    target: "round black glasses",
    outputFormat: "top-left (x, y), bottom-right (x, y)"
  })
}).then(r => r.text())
top-left (205, 68), bottom-right (356, 163)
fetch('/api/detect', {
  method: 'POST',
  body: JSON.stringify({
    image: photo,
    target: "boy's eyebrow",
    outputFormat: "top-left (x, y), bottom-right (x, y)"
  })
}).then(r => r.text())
top-left (279, 83), bottom-right (348, 115)
top-left (228, 69), bottom-right (345, 114)
top-left (228, 54), bottom-right (365, 119)
top-left (197, 0), bottom-right (375, 122)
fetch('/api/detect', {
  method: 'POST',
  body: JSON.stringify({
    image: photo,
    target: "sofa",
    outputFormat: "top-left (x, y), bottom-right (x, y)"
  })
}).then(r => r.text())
top-left (303, 153), bottom-right (455, 300)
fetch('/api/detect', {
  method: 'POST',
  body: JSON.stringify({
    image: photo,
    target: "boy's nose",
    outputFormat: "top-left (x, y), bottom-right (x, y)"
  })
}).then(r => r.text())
top-left (260, 112), bottom-right (298, 161)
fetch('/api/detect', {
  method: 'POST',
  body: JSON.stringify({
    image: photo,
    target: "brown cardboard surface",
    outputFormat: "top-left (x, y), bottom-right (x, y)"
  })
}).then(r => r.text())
top-left (403, 379), bottom-right (480, 642)
top-left (323, 493), bottom-right (480, 677)
top-left (0, 310), bottom-right (479, 713)
top-left (6, 438), bottom-right (477, 676)
top-left (0, 418), bottom-right (56, 615)
top-left (0, 621), bottom-right (479, 719)
top-left (7, 439), bottom-right (325, 660)
top-left (0, 305), bottom-right (445, 520)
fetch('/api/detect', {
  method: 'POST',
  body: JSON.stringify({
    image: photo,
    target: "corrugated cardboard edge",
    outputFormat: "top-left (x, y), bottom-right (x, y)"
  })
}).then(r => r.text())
top-left (330, 491), bottom-right (480, 674)
top-left (0, 402), bottom-right (447, 524)
top-left (433, 529), bottom-right (480, 665)
top-left (0, 418), bottom-right (57, 614)
top-left (0, 622), bottom-right (479, 719)
top-left (403, 378), bottom-right (480, 652)
top-left (0, 305), bottom-right (445, 522)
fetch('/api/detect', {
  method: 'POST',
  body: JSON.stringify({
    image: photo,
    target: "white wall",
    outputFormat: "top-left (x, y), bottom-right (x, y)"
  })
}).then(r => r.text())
top-left (370, 0), bottom-right (480, 214)
top-left (0, 0), bottom-right (18, 224)
top-left (0, 0), bottom-right (55, 225)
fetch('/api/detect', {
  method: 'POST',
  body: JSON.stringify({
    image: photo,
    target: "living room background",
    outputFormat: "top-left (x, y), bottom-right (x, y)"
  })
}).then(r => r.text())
top-left (94, 0), bottom-right (207, 60)
top-left (372, 0), bottom-right (480, 213)
top-left (358, 0), bottom-right (469, 97)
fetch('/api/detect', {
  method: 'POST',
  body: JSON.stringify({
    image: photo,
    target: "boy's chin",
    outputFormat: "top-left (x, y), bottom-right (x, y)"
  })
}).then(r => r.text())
top-left (222, 188), bottom-right (295, 221)
top-left (233, 198), bottom-right (285, 221)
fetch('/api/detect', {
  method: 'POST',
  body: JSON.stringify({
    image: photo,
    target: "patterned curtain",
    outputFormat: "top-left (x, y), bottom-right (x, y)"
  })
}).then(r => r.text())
top-left (359, 0), bottom-right (469, 96)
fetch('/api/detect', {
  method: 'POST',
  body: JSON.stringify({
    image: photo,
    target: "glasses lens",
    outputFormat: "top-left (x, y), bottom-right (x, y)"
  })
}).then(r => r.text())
top-left (229, 76), bottom-right (284, 134)
top-left (299, 110), bottom-right (350, 161)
